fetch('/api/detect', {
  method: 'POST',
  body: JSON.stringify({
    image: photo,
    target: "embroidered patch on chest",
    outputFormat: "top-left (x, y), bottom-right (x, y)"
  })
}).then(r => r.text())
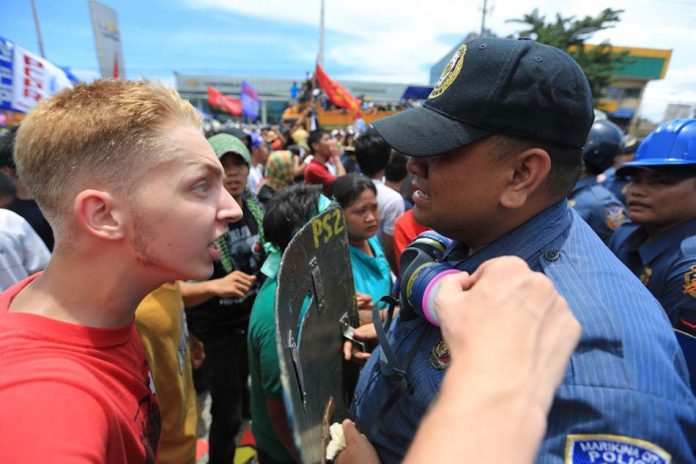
top-left (429, 339), bottom-right (450, 370)
top-left (565, 434), bottom-right (671, 464)
top-left (683, 265), bottom-right (696, 298)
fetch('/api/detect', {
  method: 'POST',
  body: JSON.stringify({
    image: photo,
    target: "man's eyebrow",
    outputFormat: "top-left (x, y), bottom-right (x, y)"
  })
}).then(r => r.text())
top-left (186, 160), bottom-right (224, 178)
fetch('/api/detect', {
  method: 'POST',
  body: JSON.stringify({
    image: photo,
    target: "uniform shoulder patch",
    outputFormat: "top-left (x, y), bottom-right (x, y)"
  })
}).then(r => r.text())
top-left (683, 264), bottom-right (696, 298)
top-left (604, 205), bottom-right (626, 230)
top-left (565, 434), bottom-right (671, 464)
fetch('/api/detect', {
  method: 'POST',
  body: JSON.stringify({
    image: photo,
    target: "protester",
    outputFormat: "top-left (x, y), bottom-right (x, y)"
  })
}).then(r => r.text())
top-left (248, 184), bottom-right (325, 464)
top-left (609, 118), bottom-right (696, 394)
top-left (248, 132), bottom-right (269, 193)
top-left (0, 79), bottom-right (241, 462)
top-left (0, 208), bottom-right (50, 291)
top-left (304, 129), bottom-right (346, 195)
top-left (135, 282), bottom-right (198, 464)
top-left (568, 119), bottom-right (627, 243)
top-left (182, 133), bottom-right (265, 464)
top-left (354, 129), bottom-right (405, 273)
top-left (332, 174), bottom-right (392, 312)
top-left (256, 150), bottom-right (298, 206)
top-left (346, 38), bottom-right (695, 462)
top-left (0, 126), bottom-right (54, 250)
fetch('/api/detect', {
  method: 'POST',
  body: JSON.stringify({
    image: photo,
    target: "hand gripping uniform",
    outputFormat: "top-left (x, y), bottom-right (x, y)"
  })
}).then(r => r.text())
top-left (350, 202), bottom-right (696, 463)
top-left (610, 219), bottom-right (696, 395)
top-left (568, 176), bottom-right (627, 244)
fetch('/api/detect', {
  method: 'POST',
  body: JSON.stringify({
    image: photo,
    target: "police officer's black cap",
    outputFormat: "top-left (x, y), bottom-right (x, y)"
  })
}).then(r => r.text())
top-left (372, 38), bottom-right (594, 157)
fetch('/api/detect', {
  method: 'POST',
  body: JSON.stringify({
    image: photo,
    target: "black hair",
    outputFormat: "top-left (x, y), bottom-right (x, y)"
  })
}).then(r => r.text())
top-left (0, 171), bottom-right (15, 198)
top-left (0, 126), bottom-right (18, 170)
top-left (384, 151), bottom-right (408, 182)
top-left (490, 135), bottom-right (582, 200)
top-left (331, 174), bottom-right (377, 209)
top-left (354, 128), bottom-right (391, 177)
top-left (308, 129), bottom-right (327, 154)
top-left (263, 184), bottom-right (322, 251)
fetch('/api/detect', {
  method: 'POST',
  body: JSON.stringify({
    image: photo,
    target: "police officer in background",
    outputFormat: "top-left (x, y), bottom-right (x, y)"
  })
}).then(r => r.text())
top-left (609, 118), bottom-right (696, 394)
top-left (569, 119), bottom-right (627, 243)
top-left (342, 38), bottom-right (695, 463)
top-left (600, 134), bottom-right (641, 204)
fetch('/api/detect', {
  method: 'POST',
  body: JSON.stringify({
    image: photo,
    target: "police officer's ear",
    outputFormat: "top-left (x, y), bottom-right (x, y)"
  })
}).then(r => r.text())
top-left (500, 147), bottom-right (551, 209)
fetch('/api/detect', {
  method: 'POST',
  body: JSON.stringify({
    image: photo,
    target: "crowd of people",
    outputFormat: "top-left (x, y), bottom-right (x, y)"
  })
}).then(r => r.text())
top-left (0, 36), bottom-right (694, 464)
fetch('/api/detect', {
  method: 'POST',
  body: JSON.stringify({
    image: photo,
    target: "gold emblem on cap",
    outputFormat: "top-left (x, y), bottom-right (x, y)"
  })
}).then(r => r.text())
top-left (429, 44), bottom-right (467, 99)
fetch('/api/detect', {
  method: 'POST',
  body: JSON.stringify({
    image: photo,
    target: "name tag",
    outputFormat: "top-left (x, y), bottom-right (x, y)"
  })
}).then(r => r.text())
top-left (565, 434), bottom-right (671, 464)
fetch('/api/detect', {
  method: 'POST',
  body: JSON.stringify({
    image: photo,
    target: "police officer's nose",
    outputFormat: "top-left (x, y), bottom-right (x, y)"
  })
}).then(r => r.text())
top-left (407, 156), bottom-right (428, 179)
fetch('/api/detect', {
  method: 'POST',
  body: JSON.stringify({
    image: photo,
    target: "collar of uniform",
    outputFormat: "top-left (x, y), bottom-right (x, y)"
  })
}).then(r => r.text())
top-left (571, 175), bottom-right (598, 195)
top-left (638, 217), bottom-right (696, 265)
top-left (445, 200), bottom-right (571, 272)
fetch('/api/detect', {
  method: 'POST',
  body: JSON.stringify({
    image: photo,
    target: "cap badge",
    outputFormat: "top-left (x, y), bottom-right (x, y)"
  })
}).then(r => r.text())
top-left (429, 44), bottom-right (467, 99)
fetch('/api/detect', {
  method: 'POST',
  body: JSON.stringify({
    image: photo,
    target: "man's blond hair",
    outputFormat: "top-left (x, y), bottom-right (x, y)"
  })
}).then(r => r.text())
top-left (14, 79), bottom-right (202, 234)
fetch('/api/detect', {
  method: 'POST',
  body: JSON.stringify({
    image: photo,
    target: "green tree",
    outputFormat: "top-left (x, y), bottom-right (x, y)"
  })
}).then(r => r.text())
top-left (508, 8), bottom-right (633, 101)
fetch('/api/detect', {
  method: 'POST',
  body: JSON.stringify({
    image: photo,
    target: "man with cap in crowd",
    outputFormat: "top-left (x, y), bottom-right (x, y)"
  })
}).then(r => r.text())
top-left (248, 132), bottom-right (269, 194)
top-left (568, 119), bottom-right (627, 243)
top-left (342, 38), bottom-right (695, 463)
top-left (180, 133), bottom-right (266, 464)
top-left (608, 118), bottom-right (696, 395)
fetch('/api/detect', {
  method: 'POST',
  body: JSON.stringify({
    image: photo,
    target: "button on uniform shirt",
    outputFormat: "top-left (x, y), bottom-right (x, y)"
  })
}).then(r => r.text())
top-left (569, 176), bottom-right (627, 244)
top-left (609, 218), bottom-right (696, 394)
top-left (350, 201), bottom-right (696, 464)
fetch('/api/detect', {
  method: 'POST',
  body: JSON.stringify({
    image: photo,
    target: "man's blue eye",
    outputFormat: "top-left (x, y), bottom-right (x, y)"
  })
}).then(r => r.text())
top-left (193, 182), bottom-right (209, 193)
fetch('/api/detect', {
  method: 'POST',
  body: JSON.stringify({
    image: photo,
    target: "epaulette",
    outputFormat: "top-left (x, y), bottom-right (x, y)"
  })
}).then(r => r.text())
top-left (680, 235), bottom-right (696, 258)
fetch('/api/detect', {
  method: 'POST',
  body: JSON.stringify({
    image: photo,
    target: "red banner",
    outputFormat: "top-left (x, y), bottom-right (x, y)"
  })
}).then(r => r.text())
top-left (208, 86), bottom-right (242, 116)
top-left (315, 63), bottom-right (361, 115)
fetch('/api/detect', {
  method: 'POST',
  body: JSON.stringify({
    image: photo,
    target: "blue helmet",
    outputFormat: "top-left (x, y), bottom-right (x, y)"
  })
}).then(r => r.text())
top-left (617, 119), bottom-right (696, 176)
top-left (583, 119), bottom-right (624, 174)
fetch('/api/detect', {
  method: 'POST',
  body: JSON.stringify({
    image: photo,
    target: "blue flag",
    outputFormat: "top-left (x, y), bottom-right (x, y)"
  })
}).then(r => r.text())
top-left (241, 80), bottom-right (260, 122)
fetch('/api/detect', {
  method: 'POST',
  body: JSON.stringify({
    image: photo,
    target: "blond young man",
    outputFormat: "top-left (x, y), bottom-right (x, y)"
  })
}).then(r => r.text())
top-left (0, 80), bottom-right (241, 462)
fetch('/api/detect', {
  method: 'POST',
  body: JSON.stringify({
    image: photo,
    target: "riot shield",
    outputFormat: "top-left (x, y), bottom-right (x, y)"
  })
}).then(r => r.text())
top-left (276, 204), bottom-right (360, 464)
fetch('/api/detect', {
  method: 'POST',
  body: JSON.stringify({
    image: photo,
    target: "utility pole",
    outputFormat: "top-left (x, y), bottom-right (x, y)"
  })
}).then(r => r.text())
top-left (479, 0), bottom-right (493, 38)
top-left (317, 0), bottom-right (325, 67)
top-left (30, 0), bottom-right (46, 58)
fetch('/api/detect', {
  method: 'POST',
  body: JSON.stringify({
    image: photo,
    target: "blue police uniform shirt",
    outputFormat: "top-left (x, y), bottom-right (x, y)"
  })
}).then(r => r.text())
top-left (350, 201), bottom-right (696, 464)
top-left (601, 166), bottom-right (630, 205)
top-left (569, 176), bottom-right (627, 244)
top-left (609, 218), bottom-right (696, 394)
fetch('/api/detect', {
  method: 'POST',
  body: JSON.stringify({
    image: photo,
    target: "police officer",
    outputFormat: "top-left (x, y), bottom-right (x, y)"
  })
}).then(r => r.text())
top-left (346, 38), bottom-right (695, 463)
top-left (609, 118), bottom-right (696, 394)
top-left (600, 134), bottom-right (640, 204)
top-left (569, 119), bottom-right (627, 243)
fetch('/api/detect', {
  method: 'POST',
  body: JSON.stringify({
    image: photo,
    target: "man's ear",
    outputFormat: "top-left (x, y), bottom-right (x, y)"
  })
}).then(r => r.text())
top-left (500, 148), bottom-right (552, 209)
top-left (73, 189), bottom-right (127, 240)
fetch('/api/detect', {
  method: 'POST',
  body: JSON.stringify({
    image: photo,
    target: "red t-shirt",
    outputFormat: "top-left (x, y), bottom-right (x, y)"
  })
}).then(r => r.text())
top-left (0, 275), bottom-right (160, 463)
top-left (304, 158), bottom-right (336, 195)
top-left (393, 209), bottom-right (430, 269)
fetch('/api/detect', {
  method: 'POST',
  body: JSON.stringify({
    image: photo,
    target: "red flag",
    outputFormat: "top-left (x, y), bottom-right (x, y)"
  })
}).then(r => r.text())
top-left (208, 86), bottom-right (242, 116)
top-left (315, 63), bottom-right (361, 115)
top-left (112, 53), bottom-right (119, 79)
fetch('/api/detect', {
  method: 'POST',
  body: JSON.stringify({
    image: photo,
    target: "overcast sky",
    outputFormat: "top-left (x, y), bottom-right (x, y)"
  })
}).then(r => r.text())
top-left (2, 0), bottom-right (694, 122)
